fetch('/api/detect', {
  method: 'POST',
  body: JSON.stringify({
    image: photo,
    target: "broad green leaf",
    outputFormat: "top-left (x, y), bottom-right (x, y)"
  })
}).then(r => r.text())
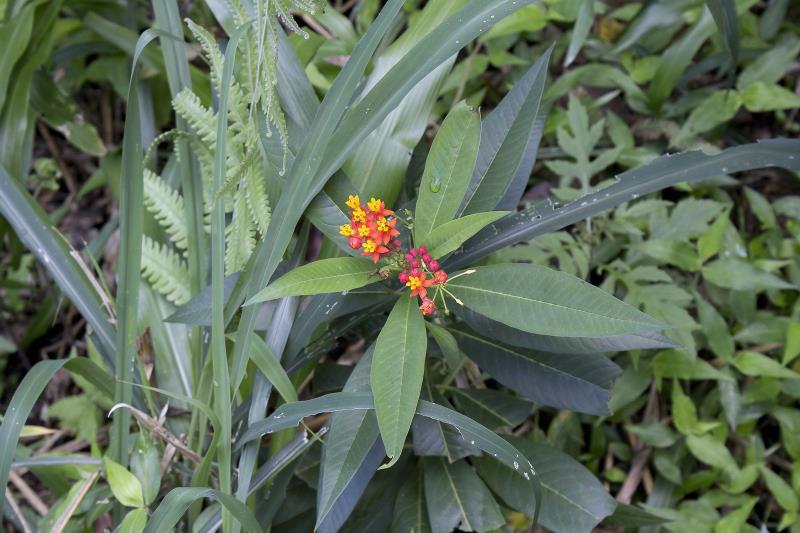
top-left (246, 258), bottom-right (378, 304)
top-left (635, 240), bottom-right (702, 271)
top-left (653, 350), bottom-right (732, 381)
top-left (714, 497), bottom-right (757, 533)
top-left (103, 456), bottom-right (145, 508)
top-left (671, 381), bottom-right (698, 435)
top-left (741, 81), bottom-right (800, 112)
top-left (685, 434), bottom-right (738, 473)
top-left (603, 503), bottom-right (670, 528)
top-left (696, 296), bottom-right (734, 361)
top-left (627, 422), bottom-right (680, 448)
top-left (461, 47), bottom-right (552, 215)
top-left (737, 38), bottom-right (800, 90)
top-left (476, 438), bottom-right (617, 532)
top-left (674, 90), bottom-right (741, 144)
top-left (0, 359), bottom-right (67, 519)
top-left (412, 380), bottom-right (479, 462)
top-left (760, 466), bottom-right (799, 513)
top-left (371, 295), bottom-right (427, 467)
top-left (423, 211), bottom-right (507, 259)
top-left (447, 387), bottom-right (532, 429)
top-left (248, 334), bottom-right (297, 403)
top-left (415, 101), bottom-right (481, 243)
top-left (392, 470), bottom-right (432, 533)
top-left (144, 487), bottom-right (262, 533)
top-left (458, 307), bottom-right (678, 354)
top-left (119, 508), bottom-right (148, 533)
top-left (131, 431), bottom-right (160, 506)
top-left (702, 258), bottom-right (795, 291)
top-left (447, 140), bottom-right (800, 270)
top-left (446, 263), bottom-right (664, 337)
top-left (743, 187), bottom-right (777, 229)
top-left (734, 351), bottom-right (799, 379)
top-left (784, 322), bottom-right (800, 366)
top-left (698, 207), bottom-right (730, 262)
top-left (424, 458), bottom-right (504, 533)
top-left (450, 327), bottom-right (620, 415)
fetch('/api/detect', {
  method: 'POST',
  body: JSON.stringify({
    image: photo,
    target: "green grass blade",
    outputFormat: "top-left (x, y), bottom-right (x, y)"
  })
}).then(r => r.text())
top-left (209, 22), bottom-right (251, 532)
top-left (0, 165), bottom-right (116, 367)
top-left (0, 359), bottom-right (67, 519)
top-left (706, 0), bottom-right (740, 69)
top-left (144, 488), bottom-right (263, 533)
top-left (248, 334), bottom-right (298, 403)
top-left (446, 139), bottom-right (800, 270)
top-left (111, 28), bottom-right (162, 467)
top-left (564, 0), bottom-right (593, 66)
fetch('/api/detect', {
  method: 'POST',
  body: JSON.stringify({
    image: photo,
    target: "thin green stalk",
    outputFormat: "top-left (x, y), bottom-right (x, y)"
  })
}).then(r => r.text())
top-left (210, 23), bottom-right (251, 533)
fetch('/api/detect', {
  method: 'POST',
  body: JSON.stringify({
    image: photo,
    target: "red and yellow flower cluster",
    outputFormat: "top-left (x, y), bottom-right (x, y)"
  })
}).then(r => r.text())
top-left (398, 247), bottom-right (448, 317)
top-left (340, 195), bottom-right (401, 263)
top-left (340, 196), bottom-right (450, 317)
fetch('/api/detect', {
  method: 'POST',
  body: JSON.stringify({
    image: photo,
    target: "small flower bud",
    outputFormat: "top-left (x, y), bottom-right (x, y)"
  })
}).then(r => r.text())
top-left (410, 259), bottom-right (420, 268)
top-left (409, 248), bottom-right (418, 257)
top-left (398, 272), bottom-right (409, 284)
top-left (404, 253), bottom-right (414, 262)
top-left (428, 260), bottom-right (440, 271)
top-left (420, 298), bottom-right (436, 316)
top-left (418, 246), bottom-right (428, 255)
top-left (348, 237), bottom-right (361, 249)
top-left (422, 254), bottom-right (432, 263)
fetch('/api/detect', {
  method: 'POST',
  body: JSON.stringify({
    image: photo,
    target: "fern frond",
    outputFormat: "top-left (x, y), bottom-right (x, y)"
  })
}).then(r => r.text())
top-left (242, 164), bottom-right (271, 234)
top-left (186, 19), bottom-right (225, 92)
top-left (225, 193), bottom-right (255, 274)
top-left (143, 169), bottom-right (189, 250)
top-left (173, 89), bottom-right (217, 146)
top-left (141, 236), bottom-right (191, 305)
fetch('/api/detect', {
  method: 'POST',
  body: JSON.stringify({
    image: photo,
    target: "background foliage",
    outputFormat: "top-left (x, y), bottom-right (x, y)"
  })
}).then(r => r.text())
top-left (0, 0), bottom-right (799, 532)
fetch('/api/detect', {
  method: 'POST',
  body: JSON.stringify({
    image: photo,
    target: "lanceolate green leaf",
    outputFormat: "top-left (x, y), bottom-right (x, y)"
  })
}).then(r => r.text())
top-left (144, 488), bottom-right (263, 533)
top-left (450, 327), bottom-right (620, 415)
top-left (476, 437), bottom-right (617, 532)
top-left (447, 264), bottom-right (664, 337)
top-left (457, 307), bottom-right (679, 354)
top-left (706, 0), bottom-right (740, 68)
top-left (248, 334), bottom-right (298, 403)
top-left (565, 0), bottom-right (593, 66)
top-left (246, 258), bottom-right (378, 304)
top-left (0, 359), bottom-right (67, 520)
top-left (423, 211), bottom-right (508, 260)
top-left (461, 46), bottom-right (552, 215)
top-left (371, 295), bottom-right (427, 467)
top-left (424, 458), bottom-right (504, 533)
top-left (446, 140), bottom-right (800, 270)
top-left (415, 102), bottom-right (481, 242)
